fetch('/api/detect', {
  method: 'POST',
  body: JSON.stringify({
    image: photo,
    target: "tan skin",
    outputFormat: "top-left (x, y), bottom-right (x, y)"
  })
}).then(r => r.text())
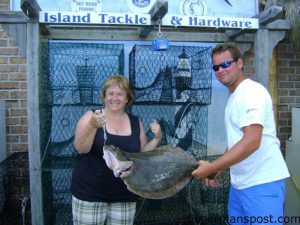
top-left (74, 84), bottom-right (162, 154)
top-left (191, 50), bottom-right (263, 184)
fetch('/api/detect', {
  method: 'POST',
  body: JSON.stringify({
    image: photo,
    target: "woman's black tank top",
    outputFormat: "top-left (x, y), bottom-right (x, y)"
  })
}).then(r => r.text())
top-left (71, 112), bottom-right (141, 202)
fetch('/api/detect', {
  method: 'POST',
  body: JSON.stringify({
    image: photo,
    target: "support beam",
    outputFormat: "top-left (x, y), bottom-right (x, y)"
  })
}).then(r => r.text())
top-left (262, 19), bottom-right (291, 30)
top-left (21, 0), bottom-right (41, 18)
top-left (47, 27), bottom-right (255, 42)
top-left (258, 5), bottom-right (284, 25)
top-left (139, 0), bottom-right (168, 38)
top-left (253, 29), bottom-right (287, 89)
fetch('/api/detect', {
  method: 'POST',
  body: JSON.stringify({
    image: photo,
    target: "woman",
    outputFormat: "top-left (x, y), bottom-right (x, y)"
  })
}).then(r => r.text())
top-left (71, 75), bottom-right (163, 225)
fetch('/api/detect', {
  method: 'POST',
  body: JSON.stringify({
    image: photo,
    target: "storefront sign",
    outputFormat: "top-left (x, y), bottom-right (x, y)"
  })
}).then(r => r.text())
top-left (39, 11), bottom-right (258, 29)
top-left (39, 12), bottom-right (151, 25)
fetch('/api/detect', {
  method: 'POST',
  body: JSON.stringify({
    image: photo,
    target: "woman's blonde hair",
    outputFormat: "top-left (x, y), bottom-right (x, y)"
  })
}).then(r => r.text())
top-left (101, 75), bottom-right (134, 107)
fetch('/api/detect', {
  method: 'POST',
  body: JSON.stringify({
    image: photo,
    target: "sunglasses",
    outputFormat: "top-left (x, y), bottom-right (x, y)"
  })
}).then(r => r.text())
top-left (212, 60), bottom-right (236, 72)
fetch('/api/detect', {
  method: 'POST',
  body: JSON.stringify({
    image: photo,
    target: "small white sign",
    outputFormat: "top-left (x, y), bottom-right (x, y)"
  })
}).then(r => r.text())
top-left (71, 0), bottom-right (102, 13)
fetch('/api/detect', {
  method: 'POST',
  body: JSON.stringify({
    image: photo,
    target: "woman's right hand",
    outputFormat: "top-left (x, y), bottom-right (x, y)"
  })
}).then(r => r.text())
top-left (90, 109), bottom-right (106, 128)
top-left (74, 109), bottom-right (105, 154)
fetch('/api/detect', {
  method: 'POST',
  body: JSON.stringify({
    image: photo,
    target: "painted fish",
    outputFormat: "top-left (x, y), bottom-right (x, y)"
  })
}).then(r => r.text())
top-left (103, 144), bottom-right (198, 199)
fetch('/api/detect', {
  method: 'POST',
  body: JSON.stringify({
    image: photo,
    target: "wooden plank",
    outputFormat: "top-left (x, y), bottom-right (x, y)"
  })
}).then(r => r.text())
top-left (0, 12), bottom-right (27, 23)
top-left (43, 25), bottom-right (254, 43)
top-left (139, 0), bottom-right (168, 38)
top-left (21, 0), bottom-right (41, 18)
top-left (46, 27), bottom-right (254, 42)
top-left (26, 21), bottom-right (43, 225)
top-left (262, 19), bottom-right (291, 30)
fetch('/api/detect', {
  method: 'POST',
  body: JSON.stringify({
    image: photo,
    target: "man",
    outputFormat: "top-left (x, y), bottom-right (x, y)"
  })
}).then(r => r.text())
top-left (192, 43), bottom-right (290, 225)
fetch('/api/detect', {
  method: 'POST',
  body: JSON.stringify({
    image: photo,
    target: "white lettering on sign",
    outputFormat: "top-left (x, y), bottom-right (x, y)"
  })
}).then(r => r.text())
top-left (39, 12), bottom-right (151, 25)
top-left (39, 12), bottom-right (258, 29)
top-left (163, 14), bottom-right (259, 29)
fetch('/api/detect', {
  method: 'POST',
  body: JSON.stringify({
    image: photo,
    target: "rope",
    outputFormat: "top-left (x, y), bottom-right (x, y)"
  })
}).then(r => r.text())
top-left (134, 198), bottom-right (146, 220)
top-left (21, 195), bottom-right (29, 225)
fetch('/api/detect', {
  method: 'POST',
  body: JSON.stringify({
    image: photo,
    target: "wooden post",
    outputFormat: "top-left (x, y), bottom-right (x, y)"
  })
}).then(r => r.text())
top-left (27, 21), bottom-right (43, 225)
top-left (269, 49), bottom-right (278, 126)
top-left (27, 22), bottom-right (43, 225)
top-left (22, 0), bottom-right (43, 224)
top-left (253, 28), bottom-right (270, 88)
top-left (254, 27), bottom-right (288, 89)
top-left (254, 23), bottom-right (289, 126)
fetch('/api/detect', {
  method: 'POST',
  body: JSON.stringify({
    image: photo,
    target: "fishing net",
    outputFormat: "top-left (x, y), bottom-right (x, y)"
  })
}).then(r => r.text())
top-left (39, 41), bottom-right (229, 225)
top-left (0, 152), bottom-right (31, 225)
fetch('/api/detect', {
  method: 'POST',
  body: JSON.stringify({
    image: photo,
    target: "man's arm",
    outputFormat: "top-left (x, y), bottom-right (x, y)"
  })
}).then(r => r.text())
top-left (192, 124), bottom-right (263, 179)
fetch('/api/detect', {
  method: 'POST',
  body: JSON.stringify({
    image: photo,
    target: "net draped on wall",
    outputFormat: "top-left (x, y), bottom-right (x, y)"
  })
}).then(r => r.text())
top-left (39, 41), bottom-right (229, 225)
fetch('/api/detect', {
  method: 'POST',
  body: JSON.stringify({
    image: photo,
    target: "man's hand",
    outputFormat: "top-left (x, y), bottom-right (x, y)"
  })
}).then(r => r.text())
top-left (205, 171), bottom-right (222, 188)
top-left (192, 160), bottom-right (216, 180)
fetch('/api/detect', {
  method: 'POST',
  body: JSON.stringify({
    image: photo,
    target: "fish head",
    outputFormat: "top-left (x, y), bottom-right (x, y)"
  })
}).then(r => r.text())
top-left (103, 145), bottom-right (133, 178)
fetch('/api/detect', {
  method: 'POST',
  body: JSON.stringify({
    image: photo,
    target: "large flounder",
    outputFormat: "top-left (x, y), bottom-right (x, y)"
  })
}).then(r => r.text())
top-left (103, 144), bottom-right (198, 199)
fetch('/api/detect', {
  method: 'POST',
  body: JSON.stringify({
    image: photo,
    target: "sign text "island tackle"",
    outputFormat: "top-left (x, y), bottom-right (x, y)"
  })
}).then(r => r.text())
top-left (39, 12), bottom-right (151, 25)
